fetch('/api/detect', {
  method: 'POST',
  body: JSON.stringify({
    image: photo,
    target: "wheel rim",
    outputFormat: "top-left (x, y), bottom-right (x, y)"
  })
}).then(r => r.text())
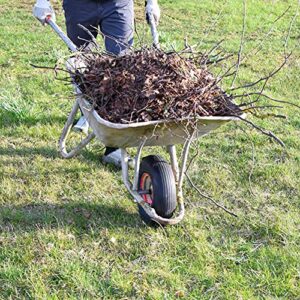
top-left (139, 172), bottom-right (154, 206)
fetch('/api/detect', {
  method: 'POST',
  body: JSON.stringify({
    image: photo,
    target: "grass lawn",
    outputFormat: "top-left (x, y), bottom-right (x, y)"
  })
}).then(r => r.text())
top-left (0, 0), bottom-right (299, 299)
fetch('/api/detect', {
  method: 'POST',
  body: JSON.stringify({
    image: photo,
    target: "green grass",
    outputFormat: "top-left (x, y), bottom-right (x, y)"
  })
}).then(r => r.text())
top-left (0, 0), bottom-right (299, 299)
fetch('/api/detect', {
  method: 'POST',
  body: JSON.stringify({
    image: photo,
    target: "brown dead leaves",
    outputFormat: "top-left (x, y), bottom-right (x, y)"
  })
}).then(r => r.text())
top-left (75, 48), bottom-right (241, 123)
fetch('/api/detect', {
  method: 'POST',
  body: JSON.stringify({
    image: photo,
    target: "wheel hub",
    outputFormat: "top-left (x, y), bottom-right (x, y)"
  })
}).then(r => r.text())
top-left (139, 172), bottom-right (154, 205)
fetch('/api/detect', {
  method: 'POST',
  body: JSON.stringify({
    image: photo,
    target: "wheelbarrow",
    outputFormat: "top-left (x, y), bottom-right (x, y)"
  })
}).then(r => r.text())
top-left (44, 15), bottom-right (244, 226)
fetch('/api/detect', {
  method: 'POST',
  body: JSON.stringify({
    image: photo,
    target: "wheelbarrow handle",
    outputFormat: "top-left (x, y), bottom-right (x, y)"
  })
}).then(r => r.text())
top-left (45, 16), bottom-right (77, 52)
top-left (147, 13), bottom-right (160, 49)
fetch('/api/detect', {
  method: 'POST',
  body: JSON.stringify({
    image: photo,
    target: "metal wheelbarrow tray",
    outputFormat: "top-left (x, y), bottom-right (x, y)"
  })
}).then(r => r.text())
top-left (46, 17), bottom-right (244, 226)
top-left (81, 97), bottom-right (238, 148)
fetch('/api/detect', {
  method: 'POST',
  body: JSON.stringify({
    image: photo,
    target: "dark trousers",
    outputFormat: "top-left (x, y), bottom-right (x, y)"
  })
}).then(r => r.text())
top-left (63, 0), bottom-right (134, 55)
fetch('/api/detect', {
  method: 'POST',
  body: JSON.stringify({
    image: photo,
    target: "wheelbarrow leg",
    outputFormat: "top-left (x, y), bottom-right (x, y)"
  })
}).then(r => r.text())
top-left (120, 140), bottom-right (146, 199)
top-left (120, 148), bottom-right (143, 204)
top-left (167, 145), bottom-right (180, 184)
top-left (59, 100), bottom-right (95, 159)
top-left (177, 136), bottom-right (193, 201)
top-left (132, 139), bottom-right (146, 191)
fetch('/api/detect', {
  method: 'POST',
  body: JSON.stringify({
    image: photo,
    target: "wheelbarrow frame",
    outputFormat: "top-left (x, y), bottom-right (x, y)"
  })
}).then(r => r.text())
top-left (58, 93), bottom-right (194, 226)
top-left (46, 16), bottom-right (243, 225)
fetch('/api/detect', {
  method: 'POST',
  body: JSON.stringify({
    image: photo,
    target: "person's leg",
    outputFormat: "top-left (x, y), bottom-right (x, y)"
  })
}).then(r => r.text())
top-left (100, 0), bottom-right (134, 55)
top-left (63, 0), bottom-right (101, 133)
top-left (63, 0), bottom-right (100, 48)
top-left (100, 0), bottom-right (134, 159)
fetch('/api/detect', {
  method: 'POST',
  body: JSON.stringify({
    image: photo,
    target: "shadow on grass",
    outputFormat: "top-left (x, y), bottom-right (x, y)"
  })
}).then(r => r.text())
top-left (0, 145), bottom-right (112, 171)
top-left (0, 146), bottom-right (59, 159)
top-left (0, 202), bottom-right (142, 232)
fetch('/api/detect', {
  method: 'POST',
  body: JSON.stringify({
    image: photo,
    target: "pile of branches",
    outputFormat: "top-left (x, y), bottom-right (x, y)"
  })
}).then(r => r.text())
top-left (73, 48), bottom-right (242, 124)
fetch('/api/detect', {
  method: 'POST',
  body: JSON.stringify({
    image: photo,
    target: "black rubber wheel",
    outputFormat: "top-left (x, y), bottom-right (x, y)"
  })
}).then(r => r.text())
top-left (138, 155), bottom-right (177, 226)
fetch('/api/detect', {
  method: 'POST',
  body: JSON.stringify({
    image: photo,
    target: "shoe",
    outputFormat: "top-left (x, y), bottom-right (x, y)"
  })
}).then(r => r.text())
top-left (102, 149), bottom-right (123, 168)
top-left (73, 116), bottom-right (89, 135)
top-left (102, 149), bottom-right (135, 169)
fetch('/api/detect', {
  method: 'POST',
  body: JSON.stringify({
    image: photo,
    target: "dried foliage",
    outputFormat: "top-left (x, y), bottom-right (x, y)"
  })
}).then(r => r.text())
top-left (73, 48), bottom-right (242, 124)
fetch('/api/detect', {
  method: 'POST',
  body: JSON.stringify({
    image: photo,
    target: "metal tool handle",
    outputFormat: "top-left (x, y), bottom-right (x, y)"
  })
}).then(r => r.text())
top-left (148, 13), bottom-right (160, 48)
top-left (45, 17), bottom-right (77, 52)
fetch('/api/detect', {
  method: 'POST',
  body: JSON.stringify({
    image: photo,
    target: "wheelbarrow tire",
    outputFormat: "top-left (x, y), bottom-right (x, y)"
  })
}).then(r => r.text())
top-left (138, 155), bottom-right (177, 226)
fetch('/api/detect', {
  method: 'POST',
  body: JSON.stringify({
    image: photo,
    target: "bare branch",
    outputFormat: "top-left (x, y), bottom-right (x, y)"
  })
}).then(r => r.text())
top-left (237, 116), bottom-right (285, 147)
top-left (231, 0), bottom-right (247, 88)
top-left (229, 53), bottom-right (291, 91)
top-left (235, 92), bottom-right (300, 109)
top-left (217, 6), bottom-right (292, 84)
top-left (185, 173), bottom-right (238, 218)
top-left (284, 1), bottom-right (300, 53)
top-left (77, 24), bottom-right (100, 49)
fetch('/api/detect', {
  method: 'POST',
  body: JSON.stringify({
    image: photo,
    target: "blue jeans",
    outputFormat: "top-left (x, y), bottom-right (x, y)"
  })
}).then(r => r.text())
top-left (63, 0), bottom-right (134, 55)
